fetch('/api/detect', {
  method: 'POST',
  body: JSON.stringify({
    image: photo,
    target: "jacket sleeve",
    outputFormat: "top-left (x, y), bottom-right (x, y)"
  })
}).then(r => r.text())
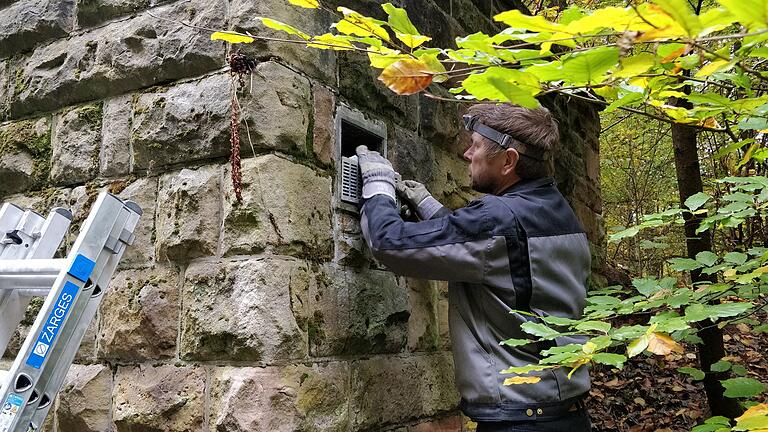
top-left (360, 194), bottom-right (496, 283)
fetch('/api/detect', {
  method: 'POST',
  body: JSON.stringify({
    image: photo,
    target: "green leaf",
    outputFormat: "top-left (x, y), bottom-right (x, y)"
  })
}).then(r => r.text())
top-left (633, 278), bottom-right (660, 297)
top-left (627, 334), bottom-right (650, 358)
top-left (706, 302), bottom-right (752, 319)
top-left (381, 3), bottom-right (419, 34)
top-left (257, 18), bottom-right (310, 40)
top-left (592, 353), bottom-right (627, 368)
top-left (606, 92), bottom-right (644, 113)
top-left (541, 315), bottom-right (578, 326)
top-left (732, 364), bottom-right (748, 376)
top-left (696, 251), bottom-right (719, 267)
top-left (561, 47), bottom-right (620, 85)
top-left (462, 67), bottom-right (541, 108)
top-left (610, 325), bottom-right (648, 340)
top-left (494, 9), bottom-right (564, 33)
top-left (717, 0), bottom-right (768, 30)
top-left (724, 252), bottom-right (748, 265)
top-left (721, 377), bottom-right (767, 398)
top-left (685, 192), bottom-right (711, 211)
top-left (653, 0), bottom-right (702, 36)
top-left (500, 338), bottom-right (533, 347)
top-left (678, 367), bottom-right (706, 380)
top-left (685, 304), bottom-right (710, 322)
top-left (575, 321), bottom-right (611, 333)
top-left (521, 322), bottom-right (562, 339)
top-left (669, 257), bottom-right (704, 271)
top-left (613, 53), bottom-right (656, 78)
top-left (587, 296), bottom-right (621, 306)
top-left (711, 360), bottom-right (732, 372)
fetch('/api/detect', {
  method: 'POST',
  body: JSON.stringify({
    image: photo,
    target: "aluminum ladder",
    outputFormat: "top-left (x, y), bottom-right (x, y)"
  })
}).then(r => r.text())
top-left (0, 192), bottom-right (141, 432)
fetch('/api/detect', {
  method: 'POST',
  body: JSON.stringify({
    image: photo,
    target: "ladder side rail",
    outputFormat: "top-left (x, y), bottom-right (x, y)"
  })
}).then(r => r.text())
top-left (0, 204), bottom-right (24, 257)
top-left (0, 193), bottom-right (124, 432)
top-left (0, 209), bottom-right (72, 365)
top-left (23, 206), bottom-right (139, 431)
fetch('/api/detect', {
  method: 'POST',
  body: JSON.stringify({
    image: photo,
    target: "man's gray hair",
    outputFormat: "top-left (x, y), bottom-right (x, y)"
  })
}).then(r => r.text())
top-left (467, 103), bottom-right (559, 179)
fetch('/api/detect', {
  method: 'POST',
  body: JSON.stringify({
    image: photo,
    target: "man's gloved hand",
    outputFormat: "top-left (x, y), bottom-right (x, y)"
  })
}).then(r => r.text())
top-left (356, 145), bottom-right (396, 202)
top-left (396, 179), bottom-right (445, 220)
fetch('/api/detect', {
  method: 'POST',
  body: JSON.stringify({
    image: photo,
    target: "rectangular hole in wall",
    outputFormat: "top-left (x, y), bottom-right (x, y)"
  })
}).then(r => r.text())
top-left (339, 119), bottom-right (385, 205)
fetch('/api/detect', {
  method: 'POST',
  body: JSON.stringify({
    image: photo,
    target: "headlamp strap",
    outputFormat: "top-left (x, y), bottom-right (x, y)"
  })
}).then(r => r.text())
top-left (464, 115), bottom-right (549, 162)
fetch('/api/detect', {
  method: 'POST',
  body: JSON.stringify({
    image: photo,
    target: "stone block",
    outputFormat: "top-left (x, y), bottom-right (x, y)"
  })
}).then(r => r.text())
top-left (0, 60), bottom-right (9, 119)
top-left (156, 165), bottom-right (220, 262)
top-left (437, 281), bottom-right (451, 349)
top-left (406, 278), bottom-right (440, 352)
top-left (350, 353), bottom-right (459, 429)
top-left (419, 93), bottom-right (463, 147)
top-left (338, 52), bottom-right (419, 131)
top-left (430, 146), bottom-right (475, 210)
top-left (132, 63), bottom-right (311, 170)
top-left (97, 266), bottom-right (179, 360)
top-left (312, 84), bottom-right (335, 166)
top-left (113, 364), bottom-right (205, 432)
top-left (115, 177), bottom-right (157, 267)
top-left (220, 155), bottom-right (332, 259)
top-left (0, 0), bottom-right (75, 59)
top-left (100, 95), bottom-right (132, 177)
top-left (210, 363), bottom-right (349, 432)
top-left (9, 0), bottom-right (226, 118)
top-left (54, 364), bottom-right (112, 432)
top-left (391, 125), bottom-right (435, 184)
top-left (308, 264), bottom-right (409, 356)
top-left (0, 118), bottom-right (51, 197)
top-left (51, 103), bottom-right (101, 185)
top-left (229, 0), bottom-right (336, 85)
top-left (180, 257), bottom-right (309, 362)
top-left (76, 0), bottom-right (159, 28)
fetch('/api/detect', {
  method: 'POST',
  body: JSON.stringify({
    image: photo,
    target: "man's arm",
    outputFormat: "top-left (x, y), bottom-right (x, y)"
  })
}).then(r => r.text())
top-left (360, 194), bottom-right (504, 283)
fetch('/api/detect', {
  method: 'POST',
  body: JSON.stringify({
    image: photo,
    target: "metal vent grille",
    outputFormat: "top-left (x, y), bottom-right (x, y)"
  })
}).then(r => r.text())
top-left (340, 156), bottom-right (361, 204)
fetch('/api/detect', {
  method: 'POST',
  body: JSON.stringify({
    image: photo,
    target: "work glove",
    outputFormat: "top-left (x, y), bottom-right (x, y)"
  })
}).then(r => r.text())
top-left (396, 180), bottom-right (446, 220)
top-left (356, 145), bottom-right (396, 202)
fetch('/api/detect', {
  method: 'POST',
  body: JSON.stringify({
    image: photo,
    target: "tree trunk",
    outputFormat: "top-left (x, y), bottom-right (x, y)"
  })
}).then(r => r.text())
top-left (671, 98), bottom-right (743, 419)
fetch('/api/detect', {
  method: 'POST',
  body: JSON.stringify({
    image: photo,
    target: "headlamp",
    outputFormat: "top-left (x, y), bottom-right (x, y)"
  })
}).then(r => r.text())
top-left (462, 114), bottom-right (548, 162)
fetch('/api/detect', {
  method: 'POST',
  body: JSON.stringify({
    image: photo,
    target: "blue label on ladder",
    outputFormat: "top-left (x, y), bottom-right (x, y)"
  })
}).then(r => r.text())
top-left (26, 281), bottom-right (80, 369)
top-left (68, 254), bottom-right (95, 282)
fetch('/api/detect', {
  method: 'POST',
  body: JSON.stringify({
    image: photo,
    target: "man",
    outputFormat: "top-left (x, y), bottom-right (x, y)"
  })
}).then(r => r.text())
top-left (356, 103), bottom-right (592, 432)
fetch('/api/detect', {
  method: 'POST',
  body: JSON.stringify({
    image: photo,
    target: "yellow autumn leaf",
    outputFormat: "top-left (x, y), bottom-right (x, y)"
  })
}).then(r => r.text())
top-left (503, 376), bottom-right (542, 385)
top-left (287, 0), bottom-right (319, 8)
top-left (695, 60), bottom-right (730, 77)
top-left (210, 31), bottom-right (255, 44)
top-left (396, 32), bottom-right (431, 49)
top-left (368, 47), bottom-right (411, 68)
top-left (378, 59), bottom-right (435, 95)
top-left (335, 7), bottom-right (391, 41)
top-left (308, 33), bottom-right (355, 50)
top-left (736, 403), bottom-right (768, 430)
top-left (568, 358), bottom-right (590, 379)
top-left (647, 332), bottom-right (684, 356)
top-left (258, 18), bottom-right (310, 40)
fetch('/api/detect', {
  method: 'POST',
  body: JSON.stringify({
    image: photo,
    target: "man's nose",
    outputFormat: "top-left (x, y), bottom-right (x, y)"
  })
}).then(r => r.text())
top-left (463, 147), bottom-right (472, 162)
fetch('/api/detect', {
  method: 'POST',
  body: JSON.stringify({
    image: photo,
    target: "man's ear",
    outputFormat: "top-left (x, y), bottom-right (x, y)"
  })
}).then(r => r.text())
top-left (502, 148), bottom-right (519, 176)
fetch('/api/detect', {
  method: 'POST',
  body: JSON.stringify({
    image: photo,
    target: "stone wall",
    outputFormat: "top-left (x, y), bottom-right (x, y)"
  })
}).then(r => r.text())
top-left (0, 0), bottom-right (603, 431)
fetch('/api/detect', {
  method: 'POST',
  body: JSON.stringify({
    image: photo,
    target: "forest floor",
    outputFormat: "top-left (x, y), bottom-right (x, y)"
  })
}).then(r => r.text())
top-left (586, 318), bottom-right (768, 431)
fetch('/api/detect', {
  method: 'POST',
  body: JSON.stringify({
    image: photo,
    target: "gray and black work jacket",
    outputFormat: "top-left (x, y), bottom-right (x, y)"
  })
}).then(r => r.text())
top-left (360, 177), bottom-right (591, 422)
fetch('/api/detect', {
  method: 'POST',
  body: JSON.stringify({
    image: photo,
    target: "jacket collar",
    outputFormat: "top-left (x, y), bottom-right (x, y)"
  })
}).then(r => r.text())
top-left (498, 177), bottom-right (555, 196)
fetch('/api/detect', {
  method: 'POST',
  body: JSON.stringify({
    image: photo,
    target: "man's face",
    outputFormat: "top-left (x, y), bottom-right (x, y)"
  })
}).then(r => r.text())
top-left (463, 132), bottom-right (507, 194)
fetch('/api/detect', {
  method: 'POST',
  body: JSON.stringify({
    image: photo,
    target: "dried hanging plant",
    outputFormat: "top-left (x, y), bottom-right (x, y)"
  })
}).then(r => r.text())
top-left (227, 51), bottom-right (256, 203)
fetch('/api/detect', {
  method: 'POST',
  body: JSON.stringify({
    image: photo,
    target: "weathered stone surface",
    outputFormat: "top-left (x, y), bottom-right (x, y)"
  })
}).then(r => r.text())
top-left (221, 155), bottom-right (332, 258)
top-left (100, 95), bottom-right (132, 176)
top-left (391, 125), bottom-right (435, 184)
top-left (210, 363), bottom-right (349, 432)
top-left (338, 52), bottom-right (419, 131)
top-left (156, 165), bottom-right (220, 262)
top-left (350, 353), bottom-right (459, 429)
top-left (430, 145), bottom-right (475, 210)
top-left (0, 60), bottom-right (9, 119)
top-left (97, 266), bottom-right (179, 360)
top-left (419, 93), bottom-right (464, 147)
top-left (229, 0), bottom-right (336, 85)
top-left (0, 0), bottom-right (75, 59)
top-left (116, 177), bottom-right (157, 267)
top-left (51, 103), bottom-right (101, 185)
top-left (180, 257), bottom-right (309, 362)
top-left (406, 278), bottom-right (440, 352)
top-left (436, 281), bottom-right (451, 349)
top-left (308, 264), bottom-right (409, 356)
top-left (9, 0), bottom-right (226, 118)
top-left (0, 117), bottom-right (51, 196)
top-left (113, 365), bottom-right (205, 432)
top-left (55, 364), bottom-right (112, 432)
top-left (132, 63), bottom-right (311, 170)
top-left (76, 0), bottom-right (159, 28)
top-left (312, 84), bottom-right (335, 166)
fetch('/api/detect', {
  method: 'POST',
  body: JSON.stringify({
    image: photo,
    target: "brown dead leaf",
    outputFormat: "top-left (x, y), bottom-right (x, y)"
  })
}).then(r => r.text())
top-left (647, 332), bottom-right (684, 356)
top-left (378, 59), bottom-right (434, 95)
top-left (634, 397), bottom-right (647, 407)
